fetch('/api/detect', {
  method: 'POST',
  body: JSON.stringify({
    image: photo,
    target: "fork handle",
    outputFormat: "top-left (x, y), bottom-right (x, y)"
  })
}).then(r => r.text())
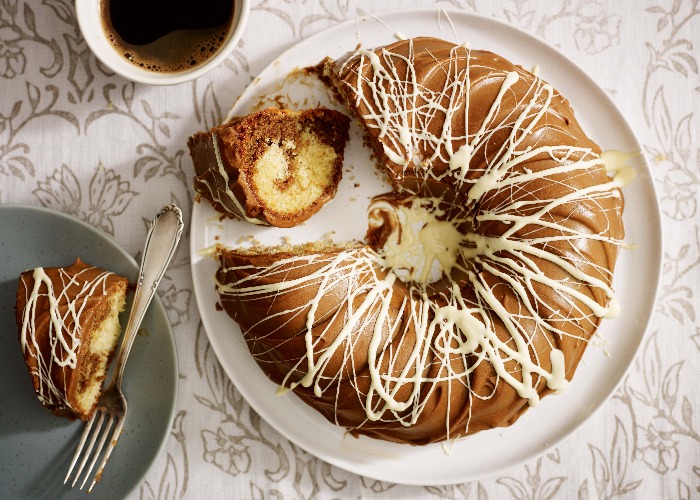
top-left (110, 204), bottom-right (184, 388)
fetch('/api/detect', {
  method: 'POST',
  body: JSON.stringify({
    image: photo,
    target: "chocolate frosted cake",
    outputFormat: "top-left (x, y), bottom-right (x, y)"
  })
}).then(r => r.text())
top-left (16, 259), bottom-right (128, 420)
top-left (188, 107), bottom-right (350, 228)
top-left (211, 38), bottom-right (626, 444)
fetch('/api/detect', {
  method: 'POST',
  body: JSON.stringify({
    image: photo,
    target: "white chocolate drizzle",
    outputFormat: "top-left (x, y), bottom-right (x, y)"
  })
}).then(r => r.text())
top-left (215, 40), bottom-right (626, 439)
top-left (601, 150), bottom-right (638, 188)
top-left (199, 132), bottom-right (267, 225)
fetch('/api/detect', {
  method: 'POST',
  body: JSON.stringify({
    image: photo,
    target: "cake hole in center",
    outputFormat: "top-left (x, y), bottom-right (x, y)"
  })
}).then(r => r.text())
top-left (367, 195), bottom-right (466, 285)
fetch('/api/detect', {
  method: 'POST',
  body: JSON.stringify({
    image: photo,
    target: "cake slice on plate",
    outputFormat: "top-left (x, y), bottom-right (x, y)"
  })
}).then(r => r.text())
top-left (16, 258), bottom-right (128, 420)
top-left (188, 107), bottom-right (350, 228)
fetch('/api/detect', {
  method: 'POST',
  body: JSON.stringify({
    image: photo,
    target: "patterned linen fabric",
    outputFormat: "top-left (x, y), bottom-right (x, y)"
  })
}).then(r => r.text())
top-left (1, 0), bottom-right (699, 498)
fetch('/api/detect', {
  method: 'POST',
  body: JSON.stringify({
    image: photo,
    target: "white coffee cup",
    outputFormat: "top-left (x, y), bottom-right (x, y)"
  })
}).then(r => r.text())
top-left (75, 0), bottom-right (249, 86)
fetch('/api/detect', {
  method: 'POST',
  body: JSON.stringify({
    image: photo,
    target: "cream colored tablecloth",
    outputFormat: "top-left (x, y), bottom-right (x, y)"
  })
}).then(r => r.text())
top-left (2, 0), bottom-right (699, 498)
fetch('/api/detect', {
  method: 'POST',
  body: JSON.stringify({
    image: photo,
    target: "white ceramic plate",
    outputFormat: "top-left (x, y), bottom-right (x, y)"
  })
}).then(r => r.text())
top-left (190, 9), bottom-right (662, 485)
top-left (0, 205), bottom-right (178, 498)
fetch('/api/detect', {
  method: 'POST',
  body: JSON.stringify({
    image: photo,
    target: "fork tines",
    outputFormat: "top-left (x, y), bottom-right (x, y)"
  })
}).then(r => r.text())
top-left (64, 409), bottom-right (125, 492)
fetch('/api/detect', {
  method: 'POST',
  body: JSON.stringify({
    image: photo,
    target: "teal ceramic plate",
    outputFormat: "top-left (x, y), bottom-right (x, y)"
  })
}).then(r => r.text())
top-left (0, 204), bottom-right (178, 498)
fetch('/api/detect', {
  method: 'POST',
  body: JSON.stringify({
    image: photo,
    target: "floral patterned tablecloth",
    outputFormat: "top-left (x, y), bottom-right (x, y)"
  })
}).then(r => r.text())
top-left (2, 0), bottom-right (699, 498)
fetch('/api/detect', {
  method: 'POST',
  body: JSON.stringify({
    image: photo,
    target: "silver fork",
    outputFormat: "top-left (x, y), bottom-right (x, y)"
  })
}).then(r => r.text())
top-left (64, 204), bottom-right (184, 492)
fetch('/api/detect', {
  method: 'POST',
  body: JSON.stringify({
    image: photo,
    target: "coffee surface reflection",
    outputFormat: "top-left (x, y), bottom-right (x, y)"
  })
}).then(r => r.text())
top-left (100, 0), bottom-right (235, 73)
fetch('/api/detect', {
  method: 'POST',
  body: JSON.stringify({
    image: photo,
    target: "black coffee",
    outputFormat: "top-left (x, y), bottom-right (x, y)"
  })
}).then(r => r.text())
top-left (100, 0), bottom-right (235, 73)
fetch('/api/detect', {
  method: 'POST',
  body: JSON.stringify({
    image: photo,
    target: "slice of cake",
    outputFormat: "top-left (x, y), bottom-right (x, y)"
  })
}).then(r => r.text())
top-left (188, 107), bottom-right (350, 228)
top-left (16, 258), bottom-right (128, 420)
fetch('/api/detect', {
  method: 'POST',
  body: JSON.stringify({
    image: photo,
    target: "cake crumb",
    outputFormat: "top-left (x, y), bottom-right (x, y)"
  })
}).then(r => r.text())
top-left (206, 216), bottom-right (224, 230)
top-left (236, 234), bottom-right (260, 245)
top-left (198, 245), bottom-right (218, 257)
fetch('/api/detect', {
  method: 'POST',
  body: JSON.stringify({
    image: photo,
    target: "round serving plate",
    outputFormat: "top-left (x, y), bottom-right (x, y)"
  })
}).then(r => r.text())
top-left (190, 9), bottom-right (662, 485)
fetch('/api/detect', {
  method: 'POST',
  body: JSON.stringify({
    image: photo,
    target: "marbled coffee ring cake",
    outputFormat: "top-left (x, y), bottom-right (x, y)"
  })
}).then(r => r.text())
top-left (210, 37), bottom-right (627, 445)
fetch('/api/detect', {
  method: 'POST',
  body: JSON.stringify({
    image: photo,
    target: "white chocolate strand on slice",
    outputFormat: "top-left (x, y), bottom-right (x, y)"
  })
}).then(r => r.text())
top-left (213, 38), bottom-right (625, 444)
